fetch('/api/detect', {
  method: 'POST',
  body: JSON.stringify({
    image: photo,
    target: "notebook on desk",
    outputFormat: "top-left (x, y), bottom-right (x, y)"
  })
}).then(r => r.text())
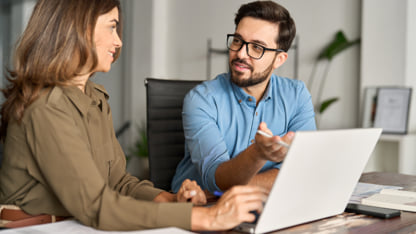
top-left (235, 128), bottom-right (382, 234)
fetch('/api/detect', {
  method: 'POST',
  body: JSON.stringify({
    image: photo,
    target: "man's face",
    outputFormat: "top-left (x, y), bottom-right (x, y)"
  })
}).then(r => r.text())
top-left (229, 17), bottom-right (285, 87)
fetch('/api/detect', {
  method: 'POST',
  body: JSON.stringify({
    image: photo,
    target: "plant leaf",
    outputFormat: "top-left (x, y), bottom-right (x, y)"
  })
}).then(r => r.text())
top-left (128, 123), bottom-right (148, 158)
top-left (319, 97), bottom-right (339, 114)
top-left (318, 31), bottom-right (360, 60)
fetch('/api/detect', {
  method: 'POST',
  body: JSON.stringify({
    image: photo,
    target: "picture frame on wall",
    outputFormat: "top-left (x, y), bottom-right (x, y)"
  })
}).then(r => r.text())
top-left (362, 87), bottom-right (378, 128)
top-left (362, 87), bottom-right (412, 134)
top-left (373, 87), bottom-right (412, 134)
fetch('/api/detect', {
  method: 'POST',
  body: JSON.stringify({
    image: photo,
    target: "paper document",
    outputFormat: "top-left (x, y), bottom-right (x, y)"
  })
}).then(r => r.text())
top-left (362, 189), bottom-right (416, 212)
top-left (349, 182), bottom-right (402, 204)
top-left (0, 220), bottom-right (196, 234)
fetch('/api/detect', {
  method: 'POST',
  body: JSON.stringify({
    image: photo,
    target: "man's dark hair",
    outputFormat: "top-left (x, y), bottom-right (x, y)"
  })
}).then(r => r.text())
top-left (234, 1), bottom-right (296, 52)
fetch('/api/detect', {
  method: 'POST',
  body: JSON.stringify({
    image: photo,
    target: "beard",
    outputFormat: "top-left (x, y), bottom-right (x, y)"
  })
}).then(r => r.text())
top-left (230, 57), bottom-right (276, 87)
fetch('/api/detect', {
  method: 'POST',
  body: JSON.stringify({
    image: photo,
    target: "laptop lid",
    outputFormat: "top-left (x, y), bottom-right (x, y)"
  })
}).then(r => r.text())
top-left (243, 128), bottom-right (382, 234)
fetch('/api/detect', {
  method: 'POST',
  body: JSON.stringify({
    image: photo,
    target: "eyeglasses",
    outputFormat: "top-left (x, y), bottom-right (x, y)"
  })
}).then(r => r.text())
top-left (226, 34), bottom-right (284, 60)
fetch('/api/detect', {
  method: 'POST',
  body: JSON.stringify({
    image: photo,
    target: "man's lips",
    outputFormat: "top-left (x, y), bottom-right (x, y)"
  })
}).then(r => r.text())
top-left (232, 59), bottom-right (252, 72)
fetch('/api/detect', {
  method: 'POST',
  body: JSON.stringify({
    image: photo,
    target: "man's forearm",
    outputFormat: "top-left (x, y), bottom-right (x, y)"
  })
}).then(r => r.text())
top-left (248, 168), bottom-right (279, 191)
top-left (215, 144), bottom-right (267, 190)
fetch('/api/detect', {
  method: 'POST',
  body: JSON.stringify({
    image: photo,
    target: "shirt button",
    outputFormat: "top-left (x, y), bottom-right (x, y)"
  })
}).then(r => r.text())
top-left (238, 99), bottom-right (242, 103)
top-left (256, 112), bottom-right (258, 116)
top-left (248, 98), bottom-right (252, 102)
top-left (251, 139), bottom-right (254, 143)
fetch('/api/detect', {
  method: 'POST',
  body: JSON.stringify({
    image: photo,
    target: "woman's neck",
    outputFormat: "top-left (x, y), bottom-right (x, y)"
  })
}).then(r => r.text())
top-left (71, 73), bottom-right (91, 93)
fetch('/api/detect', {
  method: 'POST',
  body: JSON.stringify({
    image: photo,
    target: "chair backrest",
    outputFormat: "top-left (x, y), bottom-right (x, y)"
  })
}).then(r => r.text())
top-left (0, 143), bottom-right (3, 168)
top-left (145, 78), bottom-right (202, 191)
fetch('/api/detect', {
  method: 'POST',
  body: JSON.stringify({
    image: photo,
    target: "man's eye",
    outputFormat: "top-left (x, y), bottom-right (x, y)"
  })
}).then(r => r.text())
top-left (233, 38), bottom-right (242, 44)
top-left (251, 44), bottom-right (264, 52)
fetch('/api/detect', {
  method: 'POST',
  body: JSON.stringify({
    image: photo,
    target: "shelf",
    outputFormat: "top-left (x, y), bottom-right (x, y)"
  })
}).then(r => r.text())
top-left (368, 133), bottom-right (416, 175)
top-left (379, 134), bottom-right (416, 142)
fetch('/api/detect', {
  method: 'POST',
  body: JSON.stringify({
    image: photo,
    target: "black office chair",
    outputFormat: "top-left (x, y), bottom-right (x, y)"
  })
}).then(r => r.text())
top-left (145, 78), bottom-right (202, 191)
top-left (0, 143), bottom-right (3, 168)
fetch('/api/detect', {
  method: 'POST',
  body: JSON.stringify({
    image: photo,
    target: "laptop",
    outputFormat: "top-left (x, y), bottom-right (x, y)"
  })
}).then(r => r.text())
top-left (235, 128), bottom-right (382, 234)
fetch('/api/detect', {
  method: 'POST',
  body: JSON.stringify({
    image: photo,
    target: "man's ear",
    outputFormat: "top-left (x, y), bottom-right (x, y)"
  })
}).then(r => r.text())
top-left (273, 52), bottom-right (288, 69)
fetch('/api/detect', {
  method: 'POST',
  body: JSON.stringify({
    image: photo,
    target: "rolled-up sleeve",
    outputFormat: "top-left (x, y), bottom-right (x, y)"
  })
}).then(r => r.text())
top-left (288, 81), bottom-right (316, 131)
top-left (182, 89), bottom-right (229, 193)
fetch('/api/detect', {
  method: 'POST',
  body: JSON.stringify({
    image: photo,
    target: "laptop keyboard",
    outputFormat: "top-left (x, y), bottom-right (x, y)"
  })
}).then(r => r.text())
top-left (248, 210), bottom-right (260, 224)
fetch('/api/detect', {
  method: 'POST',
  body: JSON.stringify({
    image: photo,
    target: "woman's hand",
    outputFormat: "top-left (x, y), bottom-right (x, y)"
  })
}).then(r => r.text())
top-left (153, 179), bottom-right (206, 205)
top-left (191, 185), bottom-right (268, 231)
top-left (177, 179), bottom-right (207, 205)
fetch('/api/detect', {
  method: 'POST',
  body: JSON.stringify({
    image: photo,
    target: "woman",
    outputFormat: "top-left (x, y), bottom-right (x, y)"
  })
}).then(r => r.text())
top-left (0, 0), bottom-right (266, 231)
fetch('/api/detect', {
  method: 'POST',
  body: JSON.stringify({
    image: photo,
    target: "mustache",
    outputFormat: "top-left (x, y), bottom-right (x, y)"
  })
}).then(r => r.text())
top-left (231, 59), bottom-right (253, 71)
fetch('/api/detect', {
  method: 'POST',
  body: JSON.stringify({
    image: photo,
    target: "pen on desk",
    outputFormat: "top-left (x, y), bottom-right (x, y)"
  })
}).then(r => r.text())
top-left (256, 130), bottom-right (290, 149)
top-left (213, 191), bottom-right (223, 197)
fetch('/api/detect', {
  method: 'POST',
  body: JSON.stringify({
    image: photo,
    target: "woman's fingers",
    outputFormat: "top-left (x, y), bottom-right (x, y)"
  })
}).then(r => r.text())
top-left (209, 185), bottom-right (268, 229)
top-left (177, 179), bottom-right (207, 205)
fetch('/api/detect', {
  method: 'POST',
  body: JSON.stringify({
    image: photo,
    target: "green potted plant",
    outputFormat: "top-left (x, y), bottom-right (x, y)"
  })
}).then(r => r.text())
top-left (307, 30), bottom-right (360, 126)
top-left (129, 125), bottom-right (148, 160)
top-left (126, 123), bottom-right (149, 179)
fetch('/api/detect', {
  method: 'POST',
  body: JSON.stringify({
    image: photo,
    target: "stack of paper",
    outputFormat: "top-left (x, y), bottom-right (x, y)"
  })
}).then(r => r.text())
top-left (361, 189), bottom-right (416, 212)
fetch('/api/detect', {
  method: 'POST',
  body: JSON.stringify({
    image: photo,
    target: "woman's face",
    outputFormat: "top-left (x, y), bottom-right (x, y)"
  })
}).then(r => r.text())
top-left (94, 7), bottom-right (122, 73)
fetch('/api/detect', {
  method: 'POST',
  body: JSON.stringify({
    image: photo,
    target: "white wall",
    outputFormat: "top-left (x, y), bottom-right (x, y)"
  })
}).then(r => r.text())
top-left (281, 0), bottom-right (361, 129)
top-left (120, 0), bottom-right (154, 147)
top-left (2, 0), bottom-right (363, 150)
top-left (1, 0), bottom-right (36, 94)
top-left (361, 0), bottom-right (416, 133)
top-left (361, 0), bottom-right (416, 174)
top-left (126, 0), bottom-right (362, 132)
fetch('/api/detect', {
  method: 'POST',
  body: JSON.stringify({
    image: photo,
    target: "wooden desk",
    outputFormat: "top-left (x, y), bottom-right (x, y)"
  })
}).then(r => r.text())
top-left (202, 172), bottom-right (416, 234)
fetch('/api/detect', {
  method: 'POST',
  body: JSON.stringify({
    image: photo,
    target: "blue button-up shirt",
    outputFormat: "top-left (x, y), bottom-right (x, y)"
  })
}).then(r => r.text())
top-left (172, 73), bottom-right (316, 193)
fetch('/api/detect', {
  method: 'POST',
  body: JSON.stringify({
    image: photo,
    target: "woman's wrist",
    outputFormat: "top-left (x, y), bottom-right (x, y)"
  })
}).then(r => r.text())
top-left (153, 191), bottom-right (177, 202)
top-left (191, 206), bottom-right (215, 230)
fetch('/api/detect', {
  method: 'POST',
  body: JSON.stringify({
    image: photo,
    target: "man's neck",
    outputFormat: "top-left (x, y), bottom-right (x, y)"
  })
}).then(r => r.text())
top-left (242, 78), bottom-right (270, 106)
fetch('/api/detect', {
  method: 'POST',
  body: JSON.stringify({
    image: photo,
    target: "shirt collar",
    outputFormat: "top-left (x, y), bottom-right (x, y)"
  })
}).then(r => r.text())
top-left (229, 73), bottom-right (274, 105)
top-left (62, 81), bottom-right (109, 116)
top-left (263, 76), bottom-right (273, 101)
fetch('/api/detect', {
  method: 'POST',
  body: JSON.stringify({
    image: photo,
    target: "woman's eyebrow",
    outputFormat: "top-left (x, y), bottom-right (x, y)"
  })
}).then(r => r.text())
top-left (110, 19), bottom-right (119, 25)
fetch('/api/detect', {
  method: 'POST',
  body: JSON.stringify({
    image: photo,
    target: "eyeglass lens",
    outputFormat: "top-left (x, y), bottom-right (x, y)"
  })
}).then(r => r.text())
top-left (227, 35), bottom-right (264, 59)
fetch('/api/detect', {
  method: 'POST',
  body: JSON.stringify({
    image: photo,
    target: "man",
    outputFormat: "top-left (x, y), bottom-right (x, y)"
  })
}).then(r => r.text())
top-left (172, 1), bottom-right (316, 194)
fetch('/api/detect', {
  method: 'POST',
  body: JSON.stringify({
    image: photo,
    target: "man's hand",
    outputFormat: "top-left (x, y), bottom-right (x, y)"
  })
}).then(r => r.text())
top-left (254, 122), bottom-right (294, 163)
top-left (215, 122), bottom-right (294, 191)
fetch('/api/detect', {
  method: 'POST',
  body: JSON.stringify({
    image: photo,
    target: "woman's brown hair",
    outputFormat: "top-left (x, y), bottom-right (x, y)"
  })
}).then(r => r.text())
top-left (0, 0), bottom-right (122, 140)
